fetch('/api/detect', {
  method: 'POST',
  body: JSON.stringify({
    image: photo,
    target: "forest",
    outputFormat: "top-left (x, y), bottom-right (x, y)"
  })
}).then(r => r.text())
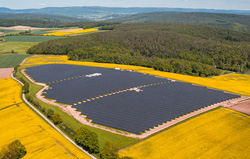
top-left (108, 12), bottom-right (250, 33)
top-left (27, 23), bottom-right (250, 77)
top-left (0, 19), bottom-right (119, 28)
top-left (0, 14), bottom-right (87, 23)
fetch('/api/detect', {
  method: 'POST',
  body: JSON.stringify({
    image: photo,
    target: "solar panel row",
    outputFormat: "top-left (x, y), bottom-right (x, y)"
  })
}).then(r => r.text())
top-left (26, 64), bottom-right (240, 134)
top-left (26, 64), bottom-right (115, 83)
top-left (43, 68), bottom-right (169, 104)
top-left (73, 82), bottom-right (240, 134)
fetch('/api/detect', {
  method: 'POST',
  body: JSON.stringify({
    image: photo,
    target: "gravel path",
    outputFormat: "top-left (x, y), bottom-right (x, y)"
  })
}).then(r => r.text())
top-left (21, 68), bottom-right (246, 139)
top-left (12, 71), bottom-right (97, 159)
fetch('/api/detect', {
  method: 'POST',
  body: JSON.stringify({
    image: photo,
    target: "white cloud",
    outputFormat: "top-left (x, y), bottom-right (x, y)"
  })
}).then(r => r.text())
top-left (38, 3), bottom-right (46, 6)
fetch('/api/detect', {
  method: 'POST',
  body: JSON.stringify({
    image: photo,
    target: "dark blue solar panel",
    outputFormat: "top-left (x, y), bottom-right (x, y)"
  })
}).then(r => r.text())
top-left (25, 64), bottom-right (115, 83)
top-left (33, 65), bottom-right (169, 104)
top-left (73, 82), bottom-right (240, 134)
top-left (26, 64), bottom-right (240, 134)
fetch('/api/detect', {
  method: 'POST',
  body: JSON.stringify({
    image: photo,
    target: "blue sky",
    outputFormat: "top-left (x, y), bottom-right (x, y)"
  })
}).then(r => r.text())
top-left (1, 0), bottom-right (250, 10)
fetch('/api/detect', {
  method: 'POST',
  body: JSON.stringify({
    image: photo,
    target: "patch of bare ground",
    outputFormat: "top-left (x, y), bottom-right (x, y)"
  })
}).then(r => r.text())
top-left (0, 26), bottom-right (46, 31)
top-left (227, 98), bottom-right (250, 115)
top-left (0, 68), bottom-right (14, 79)
top-left (22, 69), bottom-right (247, 139)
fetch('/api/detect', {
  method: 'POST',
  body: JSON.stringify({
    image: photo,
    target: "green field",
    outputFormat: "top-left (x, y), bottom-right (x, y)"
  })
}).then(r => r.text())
top-left (0, 29), bottom-right (23, 35)
top-left (0, 42), bottom-right (38, 54)
top-left (31, 29), bottom-right (52, 35)
top-left (4, 35), bottom-right (65, 42)
top-left (0, 54), bottom-right (31, 68)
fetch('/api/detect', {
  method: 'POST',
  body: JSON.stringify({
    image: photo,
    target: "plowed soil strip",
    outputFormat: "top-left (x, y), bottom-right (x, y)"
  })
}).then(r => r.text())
top-left (228, 99), bottom-right (250, 115)
top-left (0, 68), bottom-right (14, 79)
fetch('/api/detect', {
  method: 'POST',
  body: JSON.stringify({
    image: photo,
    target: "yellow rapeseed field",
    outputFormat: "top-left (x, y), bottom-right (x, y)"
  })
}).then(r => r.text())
top-left (119, 108), bottom-right (250, 159)
top-left (22, 55), bottom-right (250, 97)
top-left (43, 28), bottom-right (98, 36)
top-left (0, 77), bottom-right (91, 159)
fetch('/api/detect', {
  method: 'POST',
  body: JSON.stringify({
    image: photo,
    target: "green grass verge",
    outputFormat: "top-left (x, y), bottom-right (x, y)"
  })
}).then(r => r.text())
top-left (4, 35), bottom-right (66, 42)
top-left (0, 54), bottom-right (31, 68)
top-left (0, 42), bottom-right (39, 54)
top-left (17, 66), bottom-right (139, 150)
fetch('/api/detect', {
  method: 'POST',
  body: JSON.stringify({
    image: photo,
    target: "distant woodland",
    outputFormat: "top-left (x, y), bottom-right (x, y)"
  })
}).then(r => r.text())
top-left (27, 23), bottom-right (250, 77)
top-left (0, 19), bottom-right (119, 28)
top-left (108, 12), bottom-right (250, 33)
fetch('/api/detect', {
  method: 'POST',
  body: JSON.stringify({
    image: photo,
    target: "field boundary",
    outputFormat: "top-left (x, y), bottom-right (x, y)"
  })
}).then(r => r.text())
top-left (11, 72), bottom-right (97, 159)
top-left (21, 66), bottom-right (246, 139)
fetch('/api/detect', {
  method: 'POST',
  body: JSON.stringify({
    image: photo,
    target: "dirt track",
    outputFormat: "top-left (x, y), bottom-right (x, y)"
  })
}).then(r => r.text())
top-left (228, 99), bottom-right (250, 115)
top-left (0, 68), bottom-right (14, 79)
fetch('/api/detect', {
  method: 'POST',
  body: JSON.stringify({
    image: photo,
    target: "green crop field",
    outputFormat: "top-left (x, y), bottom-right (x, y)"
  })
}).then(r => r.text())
top-left (0, 29), bottom-right (23, 35)
top-left (31, 29), bottom-right (51, 35)
top-left (0, 42), bottom-right (38, 54)
top-left (0, 54), bottom-right (31, 68)
top-left (4, 35), bottom-right (65, 42)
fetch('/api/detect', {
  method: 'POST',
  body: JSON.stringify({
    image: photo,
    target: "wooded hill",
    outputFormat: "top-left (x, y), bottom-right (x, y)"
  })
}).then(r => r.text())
top-left (0, 14), bottom-right (88, 23)
top-left (1, 7), bottom-right (250, 21)
top-left (0, 19), bottom-right (118, 28)
top-left (0, 14), bottom-right (90, 28)
top-left (27, 23), bottom-right (250, 77)
top-left (108, 12), bottom-right (250, 33)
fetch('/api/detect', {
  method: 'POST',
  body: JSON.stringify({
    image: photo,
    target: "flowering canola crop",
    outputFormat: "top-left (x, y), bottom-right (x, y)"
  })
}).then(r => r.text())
top-left (43, 28), bottom-right (98, 36)
top-left (20, 55), bottom-right (250, 158)
top-left (22, 55), bottom-right (250, 97)
top-left (119, 108), bottom-right (250, 159)
top-left (0, 77), bottom-right (91, 159)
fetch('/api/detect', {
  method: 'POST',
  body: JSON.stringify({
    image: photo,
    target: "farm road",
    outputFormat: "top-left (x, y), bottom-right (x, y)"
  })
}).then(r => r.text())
top-left (11, 73), bottom-right (97, 159)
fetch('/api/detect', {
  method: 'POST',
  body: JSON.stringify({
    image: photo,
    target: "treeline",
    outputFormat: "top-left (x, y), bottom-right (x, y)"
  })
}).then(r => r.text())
top-left (0, 19), bottom-right (60, 28)
top-left (27, 23), bottom-right (250, 76)
top-left (75, 127), bottom-right (132, 158)
top-left (0, 19), bottom-right (120, 29)
top-left (0, 14), bottom-right (87, 23)
top-left (58, 22), bottom-right (120, 29)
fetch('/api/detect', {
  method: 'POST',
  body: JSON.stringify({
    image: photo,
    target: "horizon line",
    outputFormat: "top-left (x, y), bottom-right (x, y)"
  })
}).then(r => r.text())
top-left (1, 6), bottom-right (250, 11)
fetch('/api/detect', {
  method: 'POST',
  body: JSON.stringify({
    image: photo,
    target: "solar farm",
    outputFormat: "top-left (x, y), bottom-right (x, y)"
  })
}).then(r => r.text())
top-left (26, 64), bottom-right (240, 134)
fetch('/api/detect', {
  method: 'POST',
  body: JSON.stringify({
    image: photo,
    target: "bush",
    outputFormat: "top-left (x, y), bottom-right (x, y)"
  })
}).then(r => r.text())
top-left (75, 127), bottom-right (100, 154)
top-left (52, 113), bottom-right (62, 125)
top-left (13, 65), bottom-right (20, 77)
top-left (0, 140), bottom-right (26, 159)
top-left (59, 123), bottom-right (75, 138)
top-left (40, 107), bottom-right (46, 114)
top-left (46, 109), bottom-right (54, 120)
top-left (22, 84), bottom-right (29, 94)
top-left (25, 94), bottom-right (31, 102)
top-left (101, 142), bottom-right (119, 159)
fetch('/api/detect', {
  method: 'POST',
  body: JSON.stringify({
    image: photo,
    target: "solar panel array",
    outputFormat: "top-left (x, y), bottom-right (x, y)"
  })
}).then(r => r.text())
top-left (73, 82), bottom-right (240, 134)
top-left (26, 64), bottom-right (240, 134)
top-left (26, 64), bottom-right (114, 83)
top-left (44, 71), bottom-right (168, 104)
